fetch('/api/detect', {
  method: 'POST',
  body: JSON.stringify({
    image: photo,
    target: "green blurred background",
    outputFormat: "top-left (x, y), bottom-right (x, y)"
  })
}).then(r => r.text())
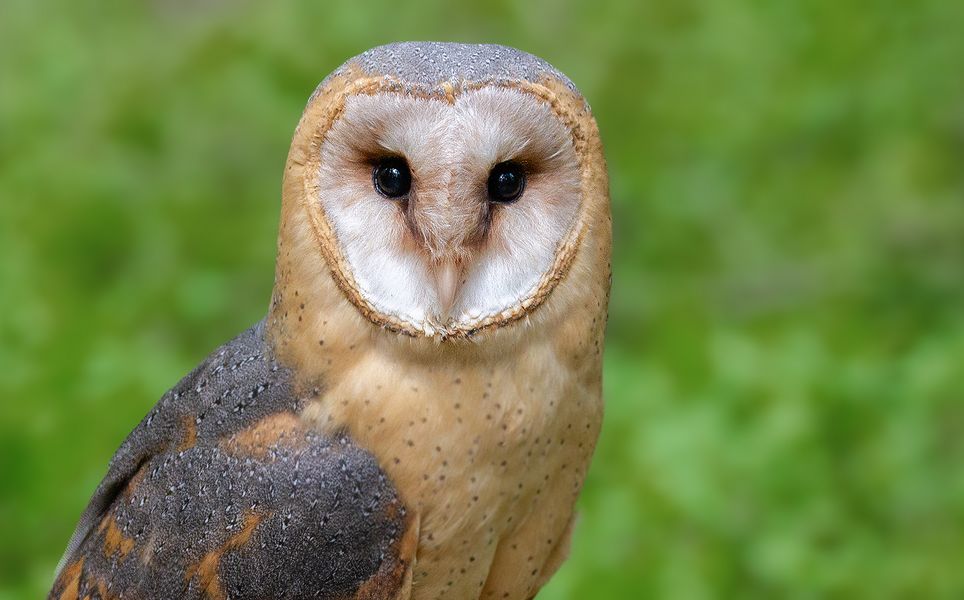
top-left (2, 1), bottom-right (963, 597)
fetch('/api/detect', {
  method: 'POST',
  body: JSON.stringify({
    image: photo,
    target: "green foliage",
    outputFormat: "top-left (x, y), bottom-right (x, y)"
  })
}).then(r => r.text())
top-left (1, 1), bottom-right (962, 597)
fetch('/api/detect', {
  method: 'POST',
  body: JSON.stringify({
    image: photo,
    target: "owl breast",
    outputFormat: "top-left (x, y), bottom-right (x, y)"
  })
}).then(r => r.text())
top-left (299, 332), bottom-right (603, 600)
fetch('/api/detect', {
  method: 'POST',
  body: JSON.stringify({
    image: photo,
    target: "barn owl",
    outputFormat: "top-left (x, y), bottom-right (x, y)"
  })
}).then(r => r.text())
top-left (50, 42), bottom-right (611, 600)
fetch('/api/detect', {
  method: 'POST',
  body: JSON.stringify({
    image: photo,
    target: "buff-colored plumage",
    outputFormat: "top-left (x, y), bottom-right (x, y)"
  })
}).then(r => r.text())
top-left (51, 42), bottom-right (609, 600)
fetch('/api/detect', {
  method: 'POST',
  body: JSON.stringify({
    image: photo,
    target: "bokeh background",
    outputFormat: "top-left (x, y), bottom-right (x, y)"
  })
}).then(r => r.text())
top-left (2, 1), bottom-right (963, 597)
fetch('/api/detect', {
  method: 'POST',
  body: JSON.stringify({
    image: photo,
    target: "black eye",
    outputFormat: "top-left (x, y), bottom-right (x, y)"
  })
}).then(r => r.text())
top-left (372, 157), bottom-right (411, 199)
top-left (487, 161), bottom-right (526, 204)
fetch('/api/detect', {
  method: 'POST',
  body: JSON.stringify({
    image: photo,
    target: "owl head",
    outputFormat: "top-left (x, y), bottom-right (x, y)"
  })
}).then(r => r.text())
top-left (275, 43), bottom-right (610, 342)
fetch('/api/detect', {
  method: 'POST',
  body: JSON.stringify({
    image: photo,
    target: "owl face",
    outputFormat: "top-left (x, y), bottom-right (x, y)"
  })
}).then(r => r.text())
top-left (283, 43), bottom-right (605, 340)
top-left (314, 87), bottom-right (581, 336)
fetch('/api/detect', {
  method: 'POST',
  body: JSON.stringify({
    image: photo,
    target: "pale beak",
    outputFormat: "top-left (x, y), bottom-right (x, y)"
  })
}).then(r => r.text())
top-left (432, 259), bottom-right (463, 320)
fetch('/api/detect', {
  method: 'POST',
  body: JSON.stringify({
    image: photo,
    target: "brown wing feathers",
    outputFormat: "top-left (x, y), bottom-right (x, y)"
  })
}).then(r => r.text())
top-left (50, 322), bottom-right (411, 600)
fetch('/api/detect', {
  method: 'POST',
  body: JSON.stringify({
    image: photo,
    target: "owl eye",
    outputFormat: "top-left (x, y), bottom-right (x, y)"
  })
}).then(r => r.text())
top-left (372, 158), bottom-right (411, 199)
top-left (487, 161), bottom-right (526, 204)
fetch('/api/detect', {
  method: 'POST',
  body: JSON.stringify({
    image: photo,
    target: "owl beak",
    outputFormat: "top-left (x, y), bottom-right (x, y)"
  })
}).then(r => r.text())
top-left (432, 259), bottom-right (463, 320)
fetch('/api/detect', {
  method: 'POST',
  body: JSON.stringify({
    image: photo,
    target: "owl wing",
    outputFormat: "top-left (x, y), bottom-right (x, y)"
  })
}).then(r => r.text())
top-left (49, 321), bottom-right (415, 600)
